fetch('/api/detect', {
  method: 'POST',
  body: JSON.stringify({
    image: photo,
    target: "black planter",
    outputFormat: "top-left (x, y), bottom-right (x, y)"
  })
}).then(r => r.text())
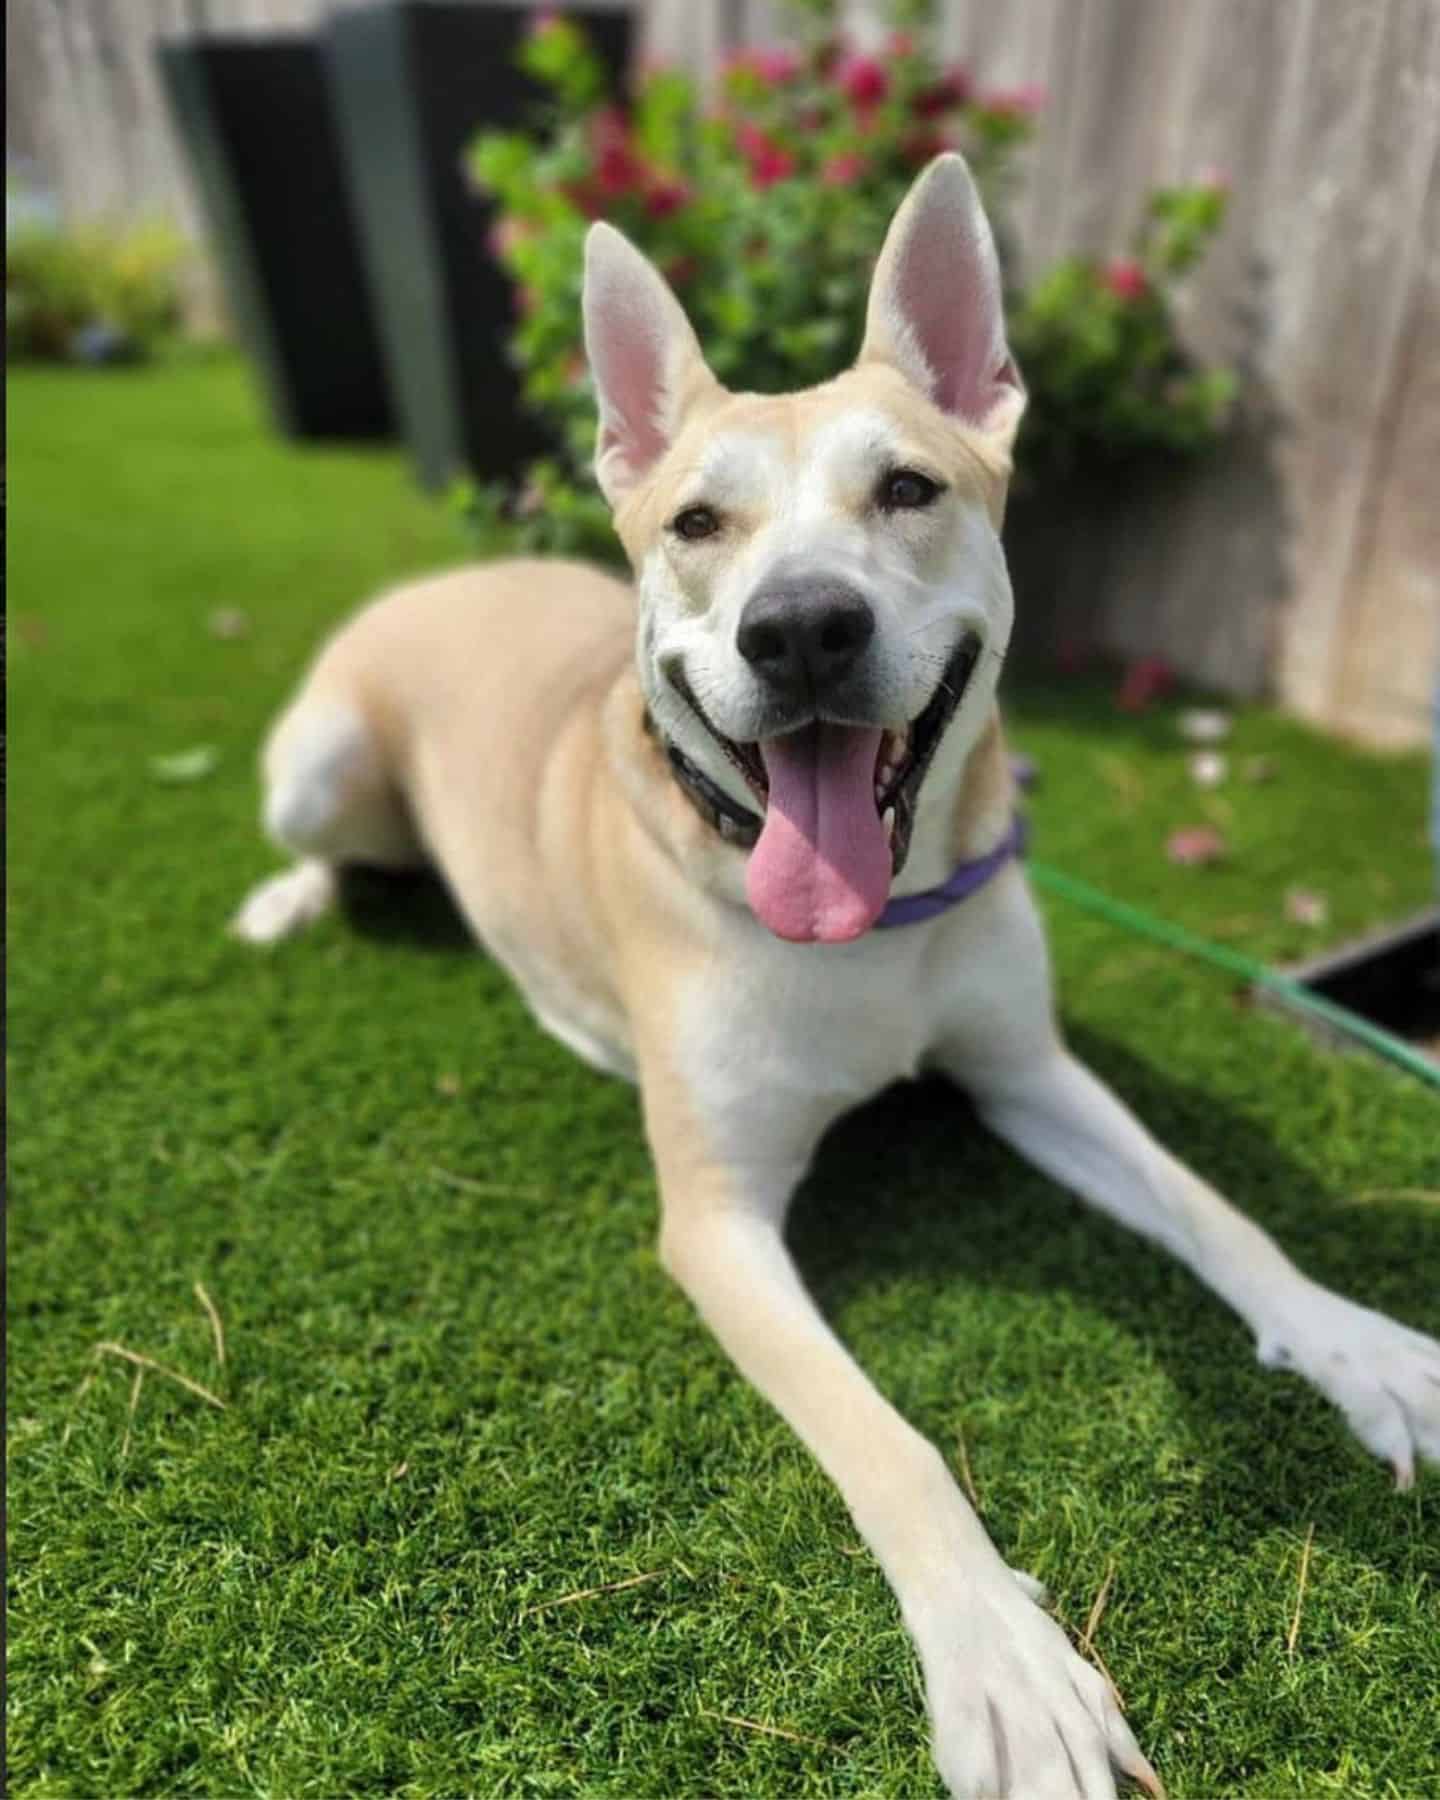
top-left (326, 0), bottom-right (632, 490)
top-left (158, 37), bottom-right (396, 440)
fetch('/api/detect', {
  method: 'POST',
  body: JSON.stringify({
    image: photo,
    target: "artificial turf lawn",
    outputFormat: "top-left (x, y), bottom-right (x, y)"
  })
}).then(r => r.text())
top-left (8, 354), bottom-right (1439, 1800)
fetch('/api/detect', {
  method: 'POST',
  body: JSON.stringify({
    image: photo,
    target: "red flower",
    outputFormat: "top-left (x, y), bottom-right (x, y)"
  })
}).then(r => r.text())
top-left (749, 143), bottom-right (796, 189)
top-left (645, 177), bottom-right (691, 219)
top-left (1102, 257), bottom-right (1148, 301)
top-left (1116, 655), bottom-right (1174, 711)
top-left (914, 65), bottom-right (972, 117)
top-left (835, 53), bottom-right (889, 108)
top-left (589, 107), bottom-right (646, 197)
top-left (736, 123), bottom-right (795, 189)
top-left (821, 151), bottom-right (867, 188)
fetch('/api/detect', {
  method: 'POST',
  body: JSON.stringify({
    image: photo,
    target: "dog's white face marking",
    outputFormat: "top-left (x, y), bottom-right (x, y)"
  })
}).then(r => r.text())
top-left (635, 404), bottom-right (1013, 816)
top-left (584, 154), bottom-right (1025, 938)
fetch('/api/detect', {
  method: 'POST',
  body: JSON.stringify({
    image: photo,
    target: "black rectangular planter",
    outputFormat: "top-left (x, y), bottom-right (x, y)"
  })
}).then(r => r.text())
top-left (1261, 909), bottom-right (1440, 1068)
top-left (158, 37), bottom-right (396, 440)
top-left (326, 0), bottom-right (632, 489)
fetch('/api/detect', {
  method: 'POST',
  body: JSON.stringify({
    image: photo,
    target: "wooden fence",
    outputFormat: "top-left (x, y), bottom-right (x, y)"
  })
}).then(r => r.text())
top-left (9, 0), bottom-right (1438, 747)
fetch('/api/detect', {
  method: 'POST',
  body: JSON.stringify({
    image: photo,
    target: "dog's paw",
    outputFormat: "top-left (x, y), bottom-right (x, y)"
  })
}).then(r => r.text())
top-left (914, 1574), bottom-right (1161, 1800)
top-left (1257, 1283), bottom-right (1440, 1488)
top-left (229, 860), bottom-right (335, 945)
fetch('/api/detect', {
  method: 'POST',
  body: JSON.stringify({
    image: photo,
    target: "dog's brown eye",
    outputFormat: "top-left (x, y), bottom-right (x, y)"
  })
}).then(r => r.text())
top-left (672, 505), bottom-right (721, 542)
top-left (880, 469), bottom-right (942, 511)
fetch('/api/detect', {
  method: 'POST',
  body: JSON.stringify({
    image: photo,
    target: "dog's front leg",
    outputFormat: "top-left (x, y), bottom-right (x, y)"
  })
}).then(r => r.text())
top-left (645, 1079), bottom-right (1159, 1800)
top-left (948, 1041), bottom-right (1440, 1487)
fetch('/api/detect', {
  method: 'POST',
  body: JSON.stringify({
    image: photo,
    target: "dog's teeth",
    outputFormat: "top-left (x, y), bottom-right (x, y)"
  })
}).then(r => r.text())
top-left (883, 807), bottom-right (896, 844)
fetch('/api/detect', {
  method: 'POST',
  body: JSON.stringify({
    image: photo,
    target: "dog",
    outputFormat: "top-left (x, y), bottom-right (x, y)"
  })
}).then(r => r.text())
top-left (233, 155), bottom-right (1440, 1798)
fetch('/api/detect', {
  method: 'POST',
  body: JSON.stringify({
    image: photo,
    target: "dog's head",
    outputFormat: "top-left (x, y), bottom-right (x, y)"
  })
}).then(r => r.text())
top-left (582, 154), bottom-right (1025, 944)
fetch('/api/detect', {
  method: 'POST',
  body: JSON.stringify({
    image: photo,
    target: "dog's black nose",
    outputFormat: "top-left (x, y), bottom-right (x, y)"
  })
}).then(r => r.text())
top-left (737, 581), bottom-right (875, 696)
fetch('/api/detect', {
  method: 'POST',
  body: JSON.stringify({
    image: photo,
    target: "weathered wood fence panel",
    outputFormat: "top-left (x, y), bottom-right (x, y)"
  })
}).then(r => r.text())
top-left (9, 0), bottom-right (1438, 746)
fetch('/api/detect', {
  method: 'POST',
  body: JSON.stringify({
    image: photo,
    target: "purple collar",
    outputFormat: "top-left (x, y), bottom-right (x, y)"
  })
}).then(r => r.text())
top-left (875, 813), bottom-right (1028, 929)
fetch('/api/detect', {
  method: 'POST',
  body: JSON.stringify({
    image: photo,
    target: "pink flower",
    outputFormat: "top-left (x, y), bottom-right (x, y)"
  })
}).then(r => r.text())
top-left (835, 53), bottom-right (889, 108)
top-left (914, 65), bottom-right (972, 117)
top-left (486, 216), bottom-right (531, 260)
top-left (1197, 163), bottom-right (1232, 195)
top-left (754, 46), bottom-right (803, 83)
top-left (981, 82), bottom-right (1046, 119)
top-left (529, 4), bottom-right (562, 36)
top-left (887, 31), bottom-right (916, 58)
top-left (821, 151), bottom-right (867, 188)
top-left (1166, 826), bottom-right (1227, 867)
top-left (644, 177), bottom-right (691, 219)
top-left (1102, 257), bottom-right (1148, 301)
top-left (723, 46), bottom-right (802, 86)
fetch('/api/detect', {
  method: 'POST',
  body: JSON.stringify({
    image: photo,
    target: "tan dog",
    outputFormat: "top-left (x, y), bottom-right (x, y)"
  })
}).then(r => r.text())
top-left (234, 157), bottom-right (1440, 1799)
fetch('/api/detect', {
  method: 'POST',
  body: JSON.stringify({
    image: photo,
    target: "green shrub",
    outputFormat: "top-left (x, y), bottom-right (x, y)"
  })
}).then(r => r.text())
top-left (461, 7), bottom-right (1235, 563)
top-left (6, 207), bottom-right (186, 364)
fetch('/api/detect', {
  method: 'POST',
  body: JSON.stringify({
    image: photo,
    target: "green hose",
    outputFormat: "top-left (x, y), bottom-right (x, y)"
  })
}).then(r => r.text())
top-left (1028, 860), bottom-right (1440, 1093)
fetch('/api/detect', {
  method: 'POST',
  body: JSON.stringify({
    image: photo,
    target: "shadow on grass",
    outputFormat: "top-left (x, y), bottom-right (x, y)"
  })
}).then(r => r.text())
top-left (331, 859), bottom-right (1434, 1568)
top-left (788, 1030), bottom-right (1438, 1573)
top-left (338, 864), bottom-right (474, 953)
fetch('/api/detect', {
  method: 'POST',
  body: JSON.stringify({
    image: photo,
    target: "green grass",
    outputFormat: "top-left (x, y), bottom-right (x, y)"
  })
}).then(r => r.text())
top-left (8, 356), bottom-right (1439, 1800)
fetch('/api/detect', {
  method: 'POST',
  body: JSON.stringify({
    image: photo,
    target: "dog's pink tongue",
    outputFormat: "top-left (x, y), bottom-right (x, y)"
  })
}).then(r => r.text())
top-left (746, 725), bottom-right (890, 943)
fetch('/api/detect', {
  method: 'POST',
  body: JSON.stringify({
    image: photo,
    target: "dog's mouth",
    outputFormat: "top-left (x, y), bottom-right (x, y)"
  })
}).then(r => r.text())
top-left (668, 632), bottom-right (982, 943)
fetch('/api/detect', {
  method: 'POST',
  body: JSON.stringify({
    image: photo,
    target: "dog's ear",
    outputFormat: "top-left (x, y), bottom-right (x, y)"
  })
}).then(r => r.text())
top-left (583, 223), bottom-right (720, 505)
top-left (857, 153), bottom-right (1024, 445)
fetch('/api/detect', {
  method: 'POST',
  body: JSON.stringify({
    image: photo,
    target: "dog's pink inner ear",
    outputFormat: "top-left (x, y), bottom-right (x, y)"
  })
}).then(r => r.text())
top-left (890, 223), bottom-right (1015, 422)
top-left (591, 311), bottom-right (672, 485)
top-left (584, 224), bottom-right (715, 502)
top-left (863, 155), bottom-right (1023, 435)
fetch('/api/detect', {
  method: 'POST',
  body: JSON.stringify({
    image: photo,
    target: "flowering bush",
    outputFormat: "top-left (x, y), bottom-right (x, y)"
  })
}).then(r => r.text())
top-left (6, 194), bottom-right (186, 364)
top-left (461, 8), bottom-right (1233, 560)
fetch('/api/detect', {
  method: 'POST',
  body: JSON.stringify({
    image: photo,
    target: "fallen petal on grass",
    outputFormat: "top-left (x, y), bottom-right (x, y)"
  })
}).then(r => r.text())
top-left (1284, 887), bottom-right (1328, 927)
top-left (149, 746), bottom-right (219, 784)
top-left (1167, 826), bottom-right (1227, 866)
top-left (208, 607), bottom-right (250, 639)
top-left (1189, 751), bottom-right (1228, 787)
top-left (1178, 707), bottom-right (1231, 743)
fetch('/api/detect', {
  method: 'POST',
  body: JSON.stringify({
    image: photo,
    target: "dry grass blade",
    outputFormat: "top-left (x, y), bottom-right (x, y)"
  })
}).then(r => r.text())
top-left (1080, 1560), bottom-right (1116, 1656)
top-left (699, 1706), bottom-right (827, 1749)
top-left (430, 1167), bottom-right (544, 1201)
top-left (1287, 1523), bottom-right (1315, 1657)
top-left (119, 1368), bottom-right (145, 1460)
top-left (520, 1568), bottom-right (664, 1621)
top-left (1347, 1188), bottom-right (1439, 1208)
top-left (954, 1420), bottom-right (981, 1511)
top-left (192, 1281), bottom-right (226, 1375)
top-left (92, 1342), bottom-right (227, 1410)
top-left (193, 1281), bottom-right (226, 1370)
